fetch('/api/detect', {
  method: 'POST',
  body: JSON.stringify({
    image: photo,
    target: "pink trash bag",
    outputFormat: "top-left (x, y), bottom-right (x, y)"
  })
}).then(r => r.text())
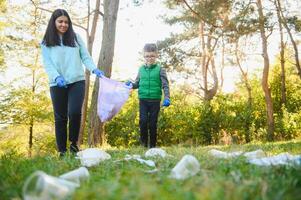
top-left (97, 77), bottom-right (131, 122)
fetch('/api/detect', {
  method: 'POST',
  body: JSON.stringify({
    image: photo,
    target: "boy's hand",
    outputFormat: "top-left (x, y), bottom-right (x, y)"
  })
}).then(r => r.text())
top-left (92, 68), bottom-right (104, 78)
top-left (55, 76), bottom-right (67, 88)
top-left (162, 99), bottom-right (170, 107)
top-left (125, 81), bottom-right (133, 89)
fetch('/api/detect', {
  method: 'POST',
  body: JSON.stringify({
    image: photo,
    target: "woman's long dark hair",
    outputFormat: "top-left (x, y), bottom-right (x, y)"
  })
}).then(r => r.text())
top-left (42, 9), bottom-right (77, 47)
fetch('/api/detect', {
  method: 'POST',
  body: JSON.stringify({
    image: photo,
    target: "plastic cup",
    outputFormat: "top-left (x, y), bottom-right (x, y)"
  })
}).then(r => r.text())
top-left (59, 167), bottom-right (90, 184)
top-left (23, 171), bottom-right (79, 200)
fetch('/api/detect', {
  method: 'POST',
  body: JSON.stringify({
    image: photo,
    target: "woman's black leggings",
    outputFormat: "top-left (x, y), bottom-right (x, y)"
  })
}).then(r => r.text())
top-left (50, 80), bottom-right (85, 153)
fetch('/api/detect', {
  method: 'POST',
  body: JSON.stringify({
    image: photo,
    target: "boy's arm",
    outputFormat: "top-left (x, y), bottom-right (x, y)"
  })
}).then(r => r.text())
top-left (160, 68), bottom-right (170, 99)
top-left (132, 72), bottom-right (140, 89)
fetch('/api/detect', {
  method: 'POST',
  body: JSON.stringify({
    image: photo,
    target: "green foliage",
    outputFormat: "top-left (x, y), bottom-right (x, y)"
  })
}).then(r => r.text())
top-left (0, 86), bottom-right (52, 125)
top-left (269, 59), bottom-right (301, 140)
top-left (287, 16), bottom-right (301, 32)
top-left (157, 92), bottom-right (200, 145)
top-left (105, 70), bottom-right (301, 146)
top-left (0, 0), bottom-right (6, 69)
top-left (0, 0), bottom-right (6, 13)
top-left (0, 124), bottom-right (56, 156)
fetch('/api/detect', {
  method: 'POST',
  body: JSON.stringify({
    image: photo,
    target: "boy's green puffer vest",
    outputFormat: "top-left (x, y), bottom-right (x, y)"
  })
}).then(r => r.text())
top-left (138, 63), bottom-right (162, 99)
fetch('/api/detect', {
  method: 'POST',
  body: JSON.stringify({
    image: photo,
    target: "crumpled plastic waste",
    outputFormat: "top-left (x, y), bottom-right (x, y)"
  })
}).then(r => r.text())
top-left (170, 154), bottom-right (200, 180)
top-left (145, 148), bottom-right (168, 158)
top-left (23, 171), bottom-right (79, 200)
top-left (123, 154), bottom-right (156, 168)
top-left (97, 77), bottom-right (131, 122)
top-left (243, 149), bottom-right (265, 159)
top-left (76, 148), bottom-right (111, 167)
top-left (208, 149), bottom-right (243, 159)
top-left (208, 149), bottom-right (266, 159)
top-left (248, 152), bottom-right (301, 166)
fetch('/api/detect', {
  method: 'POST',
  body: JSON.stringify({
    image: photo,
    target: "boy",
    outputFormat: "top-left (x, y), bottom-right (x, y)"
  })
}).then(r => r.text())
top-left (127, 43), bottom-right (170, 148)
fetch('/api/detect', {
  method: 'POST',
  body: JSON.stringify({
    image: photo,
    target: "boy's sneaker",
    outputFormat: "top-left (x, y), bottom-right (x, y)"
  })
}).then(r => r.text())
top-left (70, 143), bottom-right (79, 154)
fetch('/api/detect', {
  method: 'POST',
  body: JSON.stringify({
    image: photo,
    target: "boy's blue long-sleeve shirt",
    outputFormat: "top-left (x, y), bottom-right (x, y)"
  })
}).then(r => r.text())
top-left (41, 33), bottom-right (97, 86)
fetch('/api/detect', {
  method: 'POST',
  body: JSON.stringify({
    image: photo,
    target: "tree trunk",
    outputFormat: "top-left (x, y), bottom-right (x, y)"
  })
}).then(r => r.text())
top-left (235, 42), bottom-right (252, 107)
top-left (78, 0), bottom-right (101, 145)
top-left (29, 119), bottom-right (33, 157)
top-left (235, 41), bottom-right (252, 143)
top-left (29, 68), bottom-right (36, 157)
top-left (205, 57), bottom-right (218, 101)
top-left (275, 0), bottom-right (286, 106)
top-left (219, 36), bottom-right (225, 92)
top-left (199, 22), bottom-right (208, 96)
top-left (257, 0), bottom-right (275, 141)
top-left (277, 0), bottom-right (301, 78)
top-left (88, 0), bottom-right (119, 146)
top-left (203, 30), bottom-right (218, 101)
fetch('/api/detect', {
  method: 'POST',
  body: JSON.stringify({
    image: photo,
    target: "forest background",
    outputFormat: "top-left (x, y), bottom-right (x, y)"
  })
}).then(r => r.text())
top-left (1, 0), bottom-right (301, 156)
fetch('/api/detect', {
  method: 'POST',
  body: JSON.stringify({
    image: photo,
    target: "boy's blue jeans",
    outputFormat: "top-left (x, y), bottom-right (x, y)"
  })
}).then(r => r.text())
top-left (139, 99), bottom-right (160, 148)
top-left (50, 80), bottom-right (85, 153)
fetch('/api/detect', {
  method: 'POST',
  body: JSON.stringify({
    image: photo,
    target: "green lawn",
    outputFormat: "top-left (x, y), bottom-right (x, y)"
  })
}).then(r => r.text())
top-left (1, 140), bottom-right (301, 200)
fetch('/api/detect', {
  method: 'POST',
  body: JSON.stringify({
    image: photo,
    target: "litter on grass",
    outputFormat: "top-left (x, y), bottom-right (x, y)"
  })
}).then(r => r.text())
top-left (208, 149), bottom-right (243, 159)
top-left (23, 171), bottom-right (79, 200)
top-left (208, 149), bottom-right (301, 166)
top-left (76, 148), bottom-right (111, 167)
top-left (115, 154), bottom-right (156, 168)
top-left (59, 167), bottom-right (90, 184)
top-left (248, 152), bottom-right (301, 166)
top-left (208, 149), bottom-right (265, 159)
top-left (145, 148), bottom-right (169, 158)
top-left (243, 149), bottom-right (265, 159)
top-left (23, 166), bottom-right (91, 200)
top-left (170, 154), bottom-right (200, 180)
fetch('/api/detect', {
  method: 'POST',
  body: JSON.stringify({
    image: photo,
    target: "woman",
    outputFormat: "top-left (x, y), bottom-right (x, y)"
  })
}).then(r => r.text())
top-left (41, 9), bottom-right (103, 156)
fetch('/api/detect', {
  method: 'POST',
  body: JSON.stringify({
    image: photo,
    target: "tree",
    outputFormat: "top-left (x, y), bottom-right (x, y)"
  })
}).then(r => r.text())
top-left (274, 0), bottom-right (286, 106)
top-left (256, 0), bottom-right (275, 141)
top-left (78, 0), bottom-right (102, 145)
top-left (276, 0), bottom-right (301, 79)
top-left (160, 0), bottom-right (255, 101)
top-left (89, 0), bottom-right (120, 146)
top-left (1, 2), bottom-right (52, 156)
top-left (0, 0), bottom-right (7, 71)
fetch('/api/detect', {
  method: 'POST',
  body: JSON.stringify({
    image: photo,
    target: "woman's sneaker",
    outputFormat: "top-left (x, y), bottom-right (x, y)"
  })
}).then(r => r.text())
top-left (70, 143), bottom-right (79, 154)
top-left (59, 151), bottom-right (66, 158)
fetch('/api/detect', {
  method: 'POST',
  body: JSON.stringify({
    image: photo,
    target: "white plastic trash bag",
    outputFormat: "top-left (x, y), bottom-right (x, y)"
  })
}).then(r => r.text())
top-left (170, 155), bottom-right (200, 180)
top-left (76, 148), bottom-right (111, 167)
top-left (145, 148), bottom-right (168, 158)
top-left (97, 77), bottom-right (131, 122)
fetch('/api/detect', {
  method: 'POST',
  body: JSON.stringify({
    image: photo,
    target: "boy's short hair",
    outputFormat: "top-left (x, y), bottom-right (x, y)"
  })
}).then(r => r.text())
top-left (143, 43), bottom-right (158, 52)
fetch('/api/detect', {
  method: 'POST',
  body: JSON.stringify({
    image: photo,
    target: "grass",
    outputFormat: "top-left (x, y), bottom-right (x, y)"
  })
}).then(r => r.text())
top-left (1, 140), bottom-right (301, 200)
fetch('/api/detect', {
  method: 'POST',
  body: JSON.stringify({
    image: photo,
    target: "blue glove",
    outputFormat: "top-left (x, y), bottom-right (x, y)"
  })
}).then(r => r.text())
top-left (162, 99), bottom-right (170, 107)
top-left (125, 80), bottom-right (133, 89)
top-left (92, 68), bottom-right (104, 78)
top-left (55, 76), bottom-right (67, 88)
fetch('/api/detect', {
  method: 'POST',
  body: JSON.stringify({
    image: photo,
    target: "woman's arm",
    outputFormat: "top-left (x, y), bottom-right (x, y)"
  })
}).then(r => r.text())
top-left (41, 44), bottom-right (60, 83)
top-left (76, 34), bottom-right (97, 72)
